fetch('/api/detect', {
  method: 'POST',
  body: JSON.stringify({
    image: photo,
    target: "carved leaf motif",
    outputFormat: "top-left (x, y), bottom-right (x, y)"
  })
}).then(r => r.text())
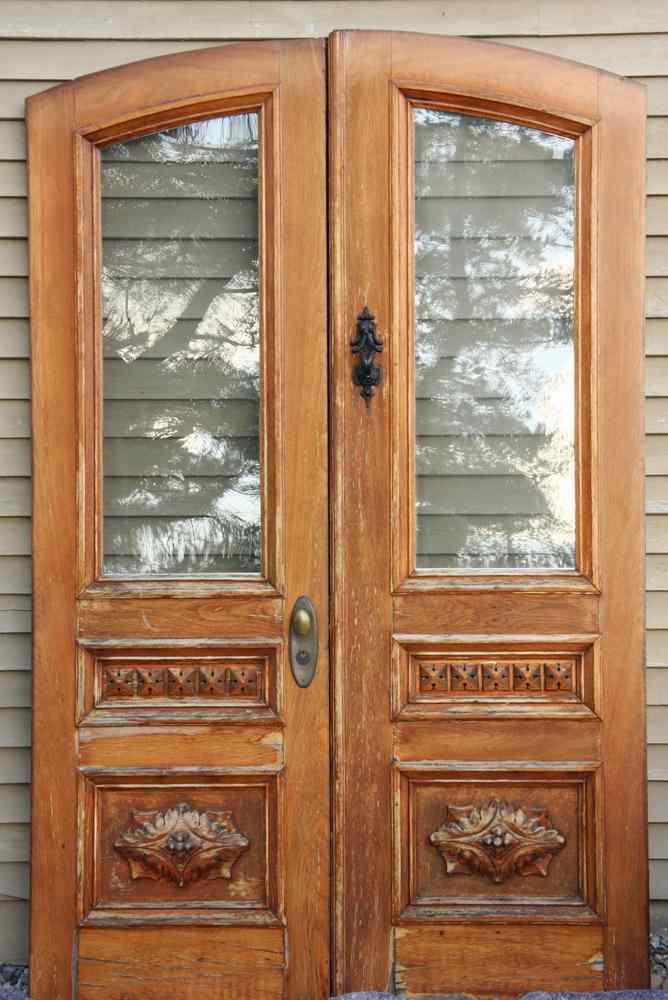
top-left (429, 798), bottom-right (566, 884)
top-left (114, 801), bottom-right (250, 888)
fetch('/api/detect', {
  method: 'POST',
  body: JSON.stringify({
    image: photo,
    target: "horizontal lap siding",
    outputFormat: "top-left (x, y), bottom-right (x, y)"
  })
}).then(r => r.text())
top-left (0, 0), bottom-right (666, 961)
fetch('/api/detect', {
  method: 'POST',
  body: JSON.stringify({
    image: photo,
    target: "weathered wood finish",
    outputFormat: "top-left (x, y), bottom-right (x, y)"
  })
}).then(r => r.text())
top-left (330, 29), bottom-right (647, 994)
top-left (28, 40), bottom-right (328, 1000)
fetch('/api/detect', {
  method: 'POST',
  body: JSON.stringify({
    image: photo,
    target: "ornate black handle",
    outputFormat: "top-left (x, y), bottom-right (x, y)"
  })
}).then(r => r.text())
top-left (351, 305), bottom-right (383, 407)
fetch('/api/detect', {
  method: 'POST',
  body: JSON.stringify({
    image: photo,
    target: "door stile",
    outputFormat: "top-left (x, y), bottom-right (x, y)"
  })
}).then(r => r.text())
top-left (329, 31), bottom-right (396, 994)
top-left (28, 82), bottom-right (79, 1000)
top-left (595, 71), bottom-right (648, 986)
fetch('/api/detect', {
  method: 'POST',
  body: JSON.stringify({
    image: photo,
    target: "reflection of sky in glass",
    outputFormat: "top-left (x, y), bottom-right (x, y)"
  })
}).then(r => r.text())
top-left (101, 113), bottom-right (262, 576)
top-left (413, 108), bottom-right (576, 570)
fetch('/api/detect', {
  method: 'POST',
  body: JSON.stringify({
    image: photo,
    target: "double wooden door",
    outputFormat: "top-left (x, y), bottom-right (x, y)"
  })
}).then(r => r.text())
top-left (27, 31), bottom-right (648, 1000)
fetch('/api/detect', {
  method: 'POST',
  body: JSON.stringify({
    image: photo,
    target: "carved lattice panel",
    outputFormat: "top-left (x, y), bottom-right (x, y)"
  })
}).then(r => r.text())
top-left (392, 638), bottom-right (597, 721)
top-left (77, 641), bottom-right (280, 724)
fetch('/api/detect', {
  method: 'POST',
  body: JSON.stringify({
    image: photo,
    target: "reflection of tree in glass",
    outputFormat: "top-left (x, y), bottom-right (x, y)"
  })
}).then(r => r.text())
top-left (100, 113), bottom-right (263, 575)
top-left (414, 109), bottom-right (576, 569)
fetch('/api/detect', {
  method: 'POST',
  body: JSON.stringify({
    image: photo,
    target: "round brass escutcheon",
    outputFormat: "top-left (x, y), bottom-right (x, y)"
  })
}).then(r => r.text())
top-left (293, 608), bottom-right (312, 637)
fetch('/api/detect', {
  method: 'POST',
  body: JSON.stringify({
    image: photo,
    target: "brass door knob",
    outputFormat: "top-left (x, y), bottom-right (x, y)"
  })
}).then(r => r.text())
top-left (293, 608), bottom-right (312, 636)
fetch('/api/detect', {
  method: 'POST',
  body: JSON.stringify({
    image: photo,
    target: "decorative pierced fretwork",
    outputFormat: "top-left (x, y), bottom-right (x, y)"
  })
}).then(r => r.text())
top-left (102, 664), bottom-right (262, 701)
top-left (417, 659), bottom-right (575, 696)
top-left (430, 798), bottom-right (566, 884)
top-left (114, 802), bottom-right (250, 888)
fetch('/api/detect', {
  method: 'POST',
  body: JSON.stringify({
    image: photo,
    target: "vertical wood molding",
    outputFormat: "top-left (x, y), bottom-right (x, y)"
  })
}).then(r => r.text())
top-left (27, 81), bottom-right (79, 1000)
top-left (597, 71), bottom-right (649, 987)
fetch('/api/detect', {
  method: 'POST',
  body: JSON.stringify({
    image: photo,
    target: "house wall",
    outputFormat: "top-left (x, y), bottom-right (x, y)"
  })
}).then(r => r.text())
top-left (0, 0), bottom-right (666, 964)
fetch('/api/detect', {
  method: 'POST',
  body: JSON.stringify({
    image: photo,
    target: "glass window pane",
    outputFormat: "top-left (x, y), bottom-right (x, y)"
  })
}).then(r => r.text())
top-left (413, 108), bottom-right (576, 571)
top-left (101, 113), bottom-right (261, 576)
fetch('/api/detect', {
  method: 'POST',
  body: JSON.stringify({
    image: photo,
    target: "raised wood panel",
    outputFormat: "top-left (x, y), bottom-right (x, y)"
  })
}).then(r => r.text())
top-left (79, 726), bottom-right (282, 770)
top-left (79, 772), bottom-right (279, 922)
top-left (395, 719), bottom-right (601, 763)
top-left (394, 594), bottom-right (598, 635)
top-left (395, 766), bottom-right (599, 920)
top-left (77, 926), bottom-right (285, 1000)
top-left (395, 924), bottom-right (604, 998)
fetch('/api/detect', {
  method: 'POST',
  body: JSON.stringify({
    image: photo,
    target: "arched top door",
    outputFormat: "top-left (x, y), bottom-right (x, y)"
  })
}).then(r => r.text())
top-left (28, 39), bottom-right (330, 1000)
top-left (329, 29), bottom-right (647, 997)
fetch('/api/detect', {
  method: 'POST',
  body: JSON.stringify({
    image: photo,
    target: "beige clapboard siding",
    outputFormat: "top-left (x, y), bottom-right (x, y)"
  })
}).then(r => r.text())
top-left (0, 902), bottom-right (26, 964)
top-left (5, 0), bottom-right (668, 39)
top-left (0, 3), bottom-right (668, 960)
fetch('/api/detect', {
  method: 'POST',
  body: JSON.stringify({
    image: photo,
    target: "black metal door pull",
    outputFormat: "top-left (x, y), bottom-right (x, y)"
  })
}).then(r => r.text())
top-left (351, 305), bottom-right (383, 407)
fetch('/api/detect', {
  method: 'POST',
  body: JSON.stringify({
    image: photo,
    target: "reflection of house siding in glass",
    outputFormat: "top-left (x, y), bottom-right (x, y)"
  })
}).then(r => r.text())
top-left (100, 115), bottom-right (262, 576)
top-left (413, 109), bottom-right (576, 570)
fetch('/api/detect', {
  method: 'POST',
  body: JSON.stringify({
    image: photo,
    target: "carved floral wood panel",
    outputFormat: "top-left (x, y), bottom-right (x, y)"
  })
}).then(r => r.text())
top-left (396, 771), bottom-right (593, 917)
top-left (429, 799), bottom-right (566, 884)
top-left (81, 776), bottom-right (279, 920)
top-left (113, 802), bottom-right (250, 888)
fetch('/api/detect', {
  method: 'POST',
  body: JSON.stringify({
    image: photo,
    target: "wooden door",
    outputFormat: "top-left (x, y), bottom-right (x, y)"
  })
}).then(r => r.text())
top-left (27, 41), bottom-right (329, 1000)
top-left (330, 31), bottom-right (649, 998)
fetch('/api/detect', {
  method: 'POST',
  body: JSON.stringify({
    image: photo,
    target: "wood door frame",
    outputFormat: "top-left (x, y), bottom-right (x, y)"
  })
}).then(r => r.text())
top-left (329, 30), bottom-right (648, 993)
top-left (26, 28), bottom-right (648, 999)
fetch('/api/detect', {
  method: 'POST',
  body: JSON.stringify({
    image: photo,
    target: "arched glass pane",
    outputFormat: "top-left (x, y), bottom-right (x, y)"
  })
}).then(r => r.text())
top-left (100, 112), bottom-right (261, 576)
top-left (413, 107), bottom-right (576, 571)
